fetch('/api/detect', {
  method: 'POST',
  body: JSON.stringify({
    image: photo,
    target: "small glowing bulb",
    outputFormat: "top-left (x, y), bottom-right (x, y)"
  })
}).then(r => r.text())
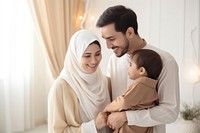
top-left (189, 70), bottom-right (195, 76)
top-left (90, 16), bottom-right (95, 20)
top-left (186, 65), bottom-right (200, 83)
top-left (79, 16), bottom-right (83, 20)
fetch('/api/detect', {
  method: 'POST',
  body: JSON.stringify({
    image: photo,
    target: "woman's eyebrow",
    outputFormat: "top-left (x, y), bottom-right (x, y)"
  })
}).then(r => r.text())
top-left (96, 50), bottom-right (101, 53)
top-left (84, 50), bottom-right (101, 54)
top-left (83, 53), bottom-right (91, 55)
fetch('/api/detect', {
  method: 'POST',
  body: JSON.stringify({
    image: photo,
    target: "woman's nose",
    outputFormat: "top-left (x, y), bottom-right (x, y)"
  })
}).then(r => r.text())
top-left (91, 57), bottom-right (98, 64)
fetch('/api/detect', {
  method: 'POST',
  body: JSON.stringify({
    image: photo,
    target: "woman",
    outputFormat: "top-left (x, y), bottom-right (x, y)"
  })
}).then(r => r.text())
top-left (48, 30), bottom-right (111, 133)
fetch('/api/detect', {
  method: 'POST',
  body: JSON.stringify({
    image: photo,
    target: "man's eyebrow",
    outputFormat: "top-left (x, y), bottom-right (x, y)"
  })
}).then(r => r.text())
top-left (102, 35), bottom-right (114, 39)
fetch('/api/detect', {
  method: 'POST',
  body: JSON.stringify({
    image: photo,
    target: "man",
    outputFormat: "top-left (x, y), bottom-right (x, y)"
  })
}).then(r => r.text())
top-left (96, 5), bottom-right (180, 133)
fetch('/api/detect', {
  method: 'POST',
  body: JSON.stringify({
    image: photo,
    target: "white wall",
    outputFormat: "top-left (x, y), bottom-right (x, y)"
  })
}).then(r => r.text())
top-left (84, 0), bottom-right (200, 132)
top-left (0, 79), bottom-right (6, 133)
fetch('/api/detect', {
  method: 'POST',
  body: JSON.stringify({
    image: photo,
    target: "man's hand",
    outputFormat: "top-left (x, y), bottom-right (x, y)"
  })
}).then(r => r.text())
top-left (107, 111), bottom-right (127, 130)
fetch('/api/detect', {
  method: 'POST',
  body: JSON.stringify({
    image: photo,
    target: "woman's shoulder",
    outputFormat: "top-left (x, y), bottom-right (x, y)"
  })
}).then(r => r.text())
top-left (50, 78), bottom-right (76, 97)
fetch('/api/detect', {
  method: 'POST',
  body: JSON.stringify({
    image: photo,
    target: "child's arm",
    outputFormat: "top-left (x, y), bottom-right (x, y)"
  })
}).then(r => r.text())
top-left (103, 96), bottom-right (126, 112)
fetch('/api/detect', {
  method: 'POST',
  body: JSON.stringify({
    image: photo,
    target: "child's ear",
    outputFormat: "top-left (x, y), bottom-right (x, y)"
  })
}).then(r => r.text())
top-left (139, 67), bottom-right (147, 76)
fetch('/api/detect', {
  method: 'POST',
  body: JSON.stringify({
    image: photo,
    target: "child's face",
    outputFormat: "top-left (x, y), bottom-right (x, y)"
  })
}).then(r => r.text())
top-left (128, 59), bottom-right (141, 80)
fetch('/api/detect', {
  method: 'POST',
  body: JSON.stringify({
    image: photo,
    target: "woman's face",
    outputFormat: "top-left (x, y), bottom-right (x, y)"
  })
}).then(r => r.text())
top-left (81, 43), bottom-right (102, 73)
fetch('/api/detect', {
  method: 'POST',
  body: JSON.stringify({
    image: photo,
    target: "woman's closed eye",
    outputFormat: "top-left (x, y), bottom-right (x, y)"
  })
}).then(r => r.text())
top-left (95, 51), bottom-right (101, 56)
top-left (83, 54), bottom-right (91, 58)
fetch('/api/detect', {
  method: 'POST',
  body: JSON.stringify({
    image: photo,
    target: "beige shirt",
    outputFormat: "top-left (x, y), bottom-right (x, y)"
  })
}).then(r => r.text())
top-left (104, 77), bottom-right (158, 133)
top-left (48, 78), bottom-right (112, 133)
top-left (48, 78), bottom-right (82, 133)
top-left (104, 77), bottom-right (158, 112)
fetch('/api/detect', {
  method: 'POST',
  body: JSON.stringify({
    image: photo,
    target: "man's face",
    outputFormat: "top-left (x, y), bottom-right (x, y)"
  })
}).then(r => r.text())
top-left (100, 23), bottom-right (129, 57)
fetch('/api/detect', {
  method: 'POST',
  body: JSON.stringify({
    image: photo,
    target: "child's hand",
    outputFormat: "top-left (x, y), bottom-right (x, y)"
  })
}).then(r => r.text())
top-left (103, 105), bottom-right (109, 112)
top-left (113, 129), bottom-right (119, 133)
top-left (95, 112), bottom-right (109, 130)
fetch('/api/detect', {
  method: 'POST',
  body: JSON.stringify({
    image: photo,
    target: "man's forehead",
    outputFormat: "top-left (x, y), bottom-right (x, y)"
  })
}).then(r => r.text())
top-left (100, 28), bottom-right (117, 39)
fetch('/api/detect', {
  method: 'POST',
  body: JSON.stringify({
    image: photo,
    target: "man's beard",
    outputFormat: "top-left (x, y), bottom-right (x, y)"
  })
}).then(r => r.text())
top-left (116, 42), bottom-right (129, 57)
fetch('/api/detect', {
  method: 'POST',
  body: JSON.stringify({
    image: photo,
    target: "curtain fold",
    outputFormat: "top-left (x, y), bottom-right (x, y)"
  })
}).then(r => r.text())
top-left (0, 0), bottom-right (84, 132)
top-left (30, 0), bottom-right (84, 79)
top-left (0, 0), bottom-right (47, 132)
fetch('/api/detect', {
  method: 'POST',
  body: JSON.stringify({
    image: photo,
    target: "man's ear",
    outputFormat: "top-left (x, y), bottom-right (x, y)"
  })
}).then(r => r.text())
top-left (126, 27), bottom-right (135, 38)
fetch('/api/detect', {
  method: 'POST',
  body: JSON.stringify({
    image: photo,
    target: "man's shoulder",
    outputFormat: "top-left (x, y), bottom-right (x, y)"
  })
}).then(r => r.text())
top-left (145, 44), bottom-right (176, 63)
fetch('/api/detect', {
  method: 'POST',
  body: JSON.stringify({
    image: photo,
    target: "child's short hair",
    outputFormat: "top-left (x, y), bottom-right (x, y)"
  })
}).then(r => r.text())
top-left (130, 49), bottom-right (163, 79)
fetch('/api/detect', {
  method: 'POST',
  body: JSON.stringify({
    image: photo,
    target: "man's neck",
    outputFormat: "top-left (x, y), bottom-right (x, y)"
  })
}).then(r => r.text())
top-left (128, 37), bottom-right (146, 54)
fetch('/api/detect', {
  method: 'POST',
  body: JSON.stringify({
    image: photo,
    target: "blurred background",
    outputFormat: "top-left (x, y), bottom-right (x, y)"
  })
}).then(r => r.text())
top-left (0, 0), bottom-right (199, 132)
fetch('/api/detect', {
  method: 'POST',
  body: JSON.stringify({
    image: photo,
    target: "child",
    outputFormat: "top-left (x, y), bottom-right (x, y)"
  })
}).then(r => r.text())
top-left (104, 49), bottom-right (163, 133)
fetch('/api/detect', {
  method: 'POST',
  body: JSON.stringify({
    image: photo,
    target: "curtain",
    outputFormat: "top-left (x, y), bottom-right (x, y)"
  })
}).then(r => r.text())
top-left (0, 0), bottom-right (53, 132)
top-left (30, 0), bottom-right (84, 79)
top-left (0, 1), bottom-right (33, 132)
top-left (0, 0), bottom-right (84, 132)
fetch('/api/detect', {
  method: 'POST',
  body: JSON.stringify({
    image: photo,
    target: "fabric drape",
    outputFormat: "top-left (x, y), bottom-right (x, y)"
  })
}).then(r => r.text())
top-left (30, 0), bottom-right (84, 79)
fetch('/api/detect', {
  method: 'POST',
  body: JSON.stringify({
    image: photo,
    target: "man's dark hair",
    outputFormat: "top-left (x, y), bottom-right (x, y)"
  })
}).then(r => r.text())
top-left (96, 5), bottom-right (138, 35)
top-left (130, 49), bottom-right (163, 79)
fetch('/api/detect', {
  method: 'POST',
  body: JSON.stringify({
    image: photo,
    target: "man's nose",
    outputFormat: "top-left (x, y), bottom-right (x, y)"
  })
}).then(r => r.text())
top-left (106, 41), bottom-right (113, 49)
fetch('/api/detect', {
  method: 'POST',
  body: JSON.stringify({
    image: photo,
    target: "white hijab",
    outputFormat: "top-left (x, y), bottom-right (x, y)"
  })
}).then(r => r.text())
top-left (59, 29), bottom-right (109, 121)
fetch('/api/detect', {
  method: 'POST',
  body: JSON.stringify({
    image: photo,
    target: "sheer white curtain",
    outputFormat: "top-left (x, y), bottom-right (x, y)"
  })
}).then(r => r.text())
top-left (0, 0), bottom-right (52, 132)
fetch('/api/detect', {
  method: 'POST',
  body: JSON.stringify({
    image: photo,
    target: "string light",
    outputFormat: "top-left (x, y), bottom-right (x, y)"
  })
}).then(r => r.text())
top-left (185, 64), bottom-right (200, 83)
